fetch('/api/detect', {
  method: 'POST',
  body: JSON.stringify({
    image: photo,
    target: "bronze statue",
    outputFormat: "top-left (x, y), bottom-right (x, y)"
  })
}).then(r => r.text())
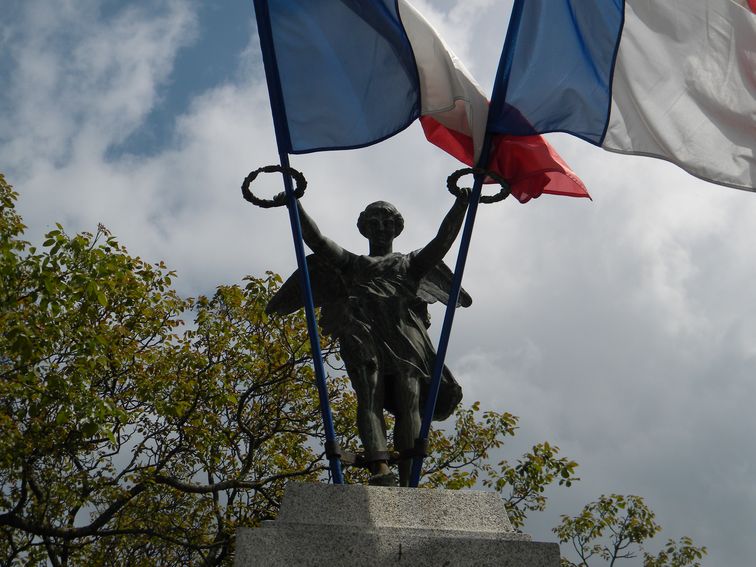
top-left (267, 192), bottom-right (472, 486)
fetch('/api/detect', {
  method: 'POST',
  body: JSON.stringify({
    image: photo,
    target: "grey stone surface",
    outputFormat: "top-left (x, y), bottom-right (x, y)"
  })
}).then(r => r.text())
top-left (235, 483), bottom-right (560, 566)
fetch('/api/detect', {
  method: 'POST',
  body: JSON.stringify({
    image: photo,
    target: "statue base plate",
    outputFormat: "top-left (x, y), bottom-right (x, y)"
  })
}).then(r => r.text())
top-left (234, 483), bottom-right (560, 566)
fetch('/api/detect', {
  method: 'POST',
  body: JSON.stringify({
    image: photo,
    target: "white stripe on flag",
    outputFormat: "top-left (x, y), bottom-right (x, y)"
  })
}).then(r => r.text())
top-left (397, 0), bottom-right (489, 163)
top-left (604, 0), bottom-right (756, 190)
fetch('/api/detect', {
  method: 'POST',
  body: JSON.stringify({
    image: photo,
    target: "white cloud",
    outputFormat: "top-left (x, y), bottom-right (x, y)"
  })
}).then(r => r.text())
top-left (3, 1), bottom-right (197, 166)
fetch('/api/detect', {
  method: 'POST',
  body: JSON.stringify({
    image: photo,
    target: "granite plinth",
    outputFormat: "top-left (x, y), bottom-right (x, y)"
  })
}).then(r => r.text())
top-left (235, 483), bottom-right (560, 566)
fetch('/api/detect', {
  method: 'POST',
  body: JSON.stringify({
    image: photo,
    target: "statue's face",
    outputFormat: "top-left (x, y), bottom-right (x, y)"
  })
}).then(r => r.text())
top-left (362, 210), bottom-right (397, 245)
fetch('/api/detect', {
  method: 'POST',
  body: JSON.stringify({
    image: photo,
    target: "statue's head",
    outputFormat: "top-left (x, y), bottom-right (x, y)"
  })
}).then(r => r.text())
top-left (357, 201), bottom-right (405, 241)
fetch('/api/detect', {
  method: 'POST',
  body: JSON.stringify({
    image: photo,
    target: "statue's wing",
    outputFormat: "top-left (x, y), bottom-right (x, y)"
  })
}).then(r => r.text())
top-left (266, 254), bottom-right (348, 316)
top-left (417, 260), bottom-right (472, 308)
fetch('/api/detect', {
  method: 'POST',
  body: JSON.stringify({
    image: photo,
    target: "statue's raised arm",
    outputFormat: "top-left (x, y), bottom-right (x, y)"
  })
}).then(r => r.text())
top-left (410, 188), bottom-right (469, 279)
top-left (265, 200), bottom-right (354, 321)
top-left (297, 201), bottom-right (354, 269)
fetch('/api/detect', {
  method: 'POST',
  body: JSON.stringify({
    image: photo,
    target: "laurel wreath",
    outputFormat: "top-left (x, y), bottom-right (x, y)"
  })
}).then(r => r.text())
top-left (241, 165), bottom-right (307, 208)
top-left (446, 167), bottom-right (511, 204)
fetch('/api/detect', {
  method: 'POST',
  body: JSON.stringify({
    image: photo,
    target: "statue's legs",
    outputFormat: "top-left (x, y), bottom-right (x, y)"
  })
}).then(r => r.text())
top-left (350, 361), bottom-right (387, 455)
top-left (389, 374), bottom-right (421, 487)
top-left (341, 345), bottom-right (391, 479)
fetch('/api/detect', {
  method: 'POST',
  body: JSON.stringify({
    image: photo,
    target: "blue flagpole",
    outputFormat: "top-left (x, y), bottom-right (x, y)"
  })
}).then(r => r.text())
top-left (409, 4), bottom-right (520, 486)
top-left (253, 0), bottom-right (343, 484)
top-left (408, 137), bottom-right (492, 488)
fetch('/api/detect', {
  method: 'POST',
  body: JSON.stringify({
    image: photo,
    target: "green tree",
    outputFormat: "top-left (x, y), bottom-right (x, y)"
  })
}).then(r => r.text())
top-left (0, 173), bottom-right (698, 566)
top-left (0, 172), bottom-right (339, 564)
top-left (554, 494), bottom-right (707, 567)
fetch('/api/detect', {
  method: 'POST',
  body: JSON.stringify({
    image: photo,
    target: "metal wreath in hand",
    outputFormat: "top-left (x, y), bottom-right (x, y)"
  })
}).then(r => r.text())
top-left (241, 164), bottom-right (307, 208)
top-left (447, 167), bottom-right (510, 204)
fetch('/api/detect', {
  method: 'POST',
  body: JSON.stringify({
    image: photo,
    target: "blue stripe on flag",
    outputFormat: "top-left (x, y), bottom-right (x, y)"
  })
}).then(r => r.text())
top-left (266, 0), bottom-right (420, 154)
top-left (487, 0), bottom-right (624, 145)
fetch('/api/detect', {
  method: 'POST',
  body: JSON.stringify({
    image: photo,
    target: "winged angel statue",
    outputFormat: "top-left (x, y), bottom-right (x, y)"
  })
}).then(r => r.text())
top-left (267, 193), bottom-right (471, 486)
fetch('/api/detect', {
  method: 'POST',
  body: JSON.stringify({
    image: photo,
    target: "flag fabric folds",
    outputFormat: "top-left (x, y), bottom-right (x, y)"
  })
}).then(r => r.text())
top-left (491, 0), bottom-right (756, 192)
top-left (258, 0), bottom-right (589, 202)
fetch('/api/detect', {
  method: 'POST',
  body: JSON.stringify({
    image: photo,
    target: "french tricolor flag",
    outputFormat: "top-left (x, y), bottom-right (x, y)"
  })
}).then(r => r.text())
top-left (254, 0), bottom-right (589, 203)
top-left (493, 0), bottom-right (756, 192)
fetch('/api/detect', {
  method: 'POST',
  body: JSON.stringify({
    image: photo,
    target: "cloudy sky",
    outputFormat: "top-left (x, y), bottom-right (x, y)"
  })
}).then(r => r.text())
top-left (2, 1), bottom-right (755, 564)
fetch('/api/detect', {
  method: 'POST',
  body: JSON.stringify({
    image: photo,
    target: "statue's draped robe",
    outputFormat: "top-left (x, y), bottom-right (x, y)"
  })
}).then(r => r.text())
top-left (268, 252), bottom-right (470, 421)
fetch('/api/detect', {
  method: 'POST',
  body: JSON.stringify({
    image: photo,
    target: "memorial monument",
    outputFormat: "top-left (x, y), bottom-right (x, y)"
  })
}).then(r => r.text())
top-left (266, 194), bottom-right (472, 487)
top-left (238, 1), bottom-right (565, 563)
top-left (235, 183), bottom-right (560, 566)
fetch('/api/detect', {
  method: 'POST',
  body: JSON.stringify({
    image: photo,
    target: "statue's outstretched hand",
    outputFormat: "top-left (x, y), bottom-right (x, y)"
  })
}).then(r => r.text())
top-left (454, 187), bottom-right (471, 205)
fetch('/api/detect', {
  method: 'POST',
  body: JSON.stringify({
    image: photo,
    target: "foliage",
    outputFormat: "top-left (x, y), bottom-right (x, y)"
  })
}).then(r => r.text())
top-left (0, 173), bottom-right (338, 564)
top-left (643, 537), bottom-right (707, 567)
top-left (554, 494), bottom-right (707, 567)
top-left (422, 403), bottom-right (579, 529)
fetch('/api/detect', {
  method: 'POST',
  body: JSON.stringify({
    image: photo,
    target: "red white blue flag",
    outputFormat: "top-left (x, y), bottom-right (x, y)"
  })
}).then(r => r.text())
top-left (492, 0), bottom-right (756, 192)
top-left (255, 0), bottom-right (590, 203)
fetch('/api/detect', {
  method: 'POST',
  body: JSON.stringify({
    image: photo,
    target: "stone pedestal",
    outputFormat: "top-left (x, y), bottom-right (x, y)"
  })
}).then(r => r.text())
top-left (235, 483), bottom-right (560, 566)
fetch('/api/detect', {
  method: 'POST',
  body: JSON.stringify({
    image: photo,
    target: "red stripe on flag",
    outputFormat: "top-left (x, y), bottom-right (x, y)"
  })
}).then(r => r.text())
top-left (749, 0), bottom-right (756, 12)
top-left (420, 116), bottom-right (590, 203)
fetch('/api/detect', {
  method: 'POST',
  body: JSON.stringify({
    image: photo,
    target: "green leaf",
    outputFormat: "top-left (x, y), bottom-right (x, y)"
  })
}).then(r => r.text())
top-left (81, 421), bottom-right (99, 437)
top-left (96, 290), bottom-right (108, 307)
